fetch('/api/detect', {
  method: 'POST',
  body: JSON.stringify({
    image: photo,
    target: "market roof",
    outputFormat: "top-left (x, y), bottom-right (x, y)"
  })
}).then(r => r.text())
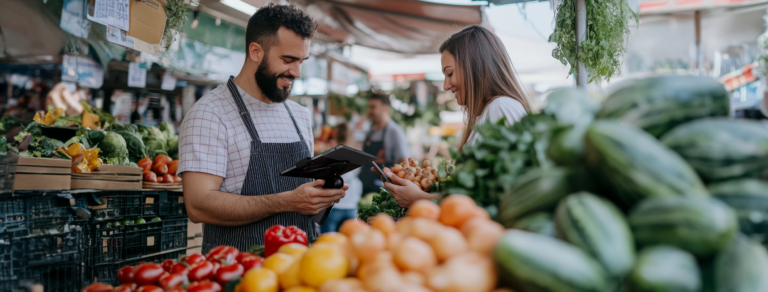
top-left (201, 0), bottom-right (491, 54)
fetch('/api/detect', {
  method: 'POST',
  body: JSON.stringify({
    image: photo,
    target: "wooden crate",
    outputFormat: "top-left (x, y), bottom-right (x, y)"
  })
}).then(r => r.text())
top-left (143, 181), bottom-right (183, 191)
top-left (14, 157), bottom-right (71, 190)
top-left (70, 164), bottom-right (143, 190)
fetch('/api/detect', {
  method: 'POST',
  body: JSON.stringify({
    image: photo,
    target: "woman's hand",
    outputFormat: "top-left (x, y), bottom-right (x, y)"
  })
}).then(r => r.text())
top-left (384, 171), bottom-right (439, 208)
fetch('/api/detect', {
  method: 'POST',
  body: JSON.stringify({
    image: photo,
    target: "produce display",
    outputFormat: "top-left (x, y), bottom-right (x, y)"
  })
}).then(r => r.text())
top-left (140, 155), bottom-right (181, 183)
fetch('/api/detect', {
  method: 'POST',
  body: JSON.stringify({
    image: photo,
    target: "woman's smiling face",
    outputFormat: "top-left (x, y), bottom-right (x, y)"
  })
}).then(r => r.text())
top-left (441, 50), bottom-right (464, 106)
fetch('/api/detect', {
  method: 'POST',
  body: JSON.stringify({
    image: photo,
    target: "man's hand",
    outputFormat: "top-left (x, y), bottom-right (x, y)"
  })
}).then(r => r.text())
top-left (284, 180), bottom-right (348, 215)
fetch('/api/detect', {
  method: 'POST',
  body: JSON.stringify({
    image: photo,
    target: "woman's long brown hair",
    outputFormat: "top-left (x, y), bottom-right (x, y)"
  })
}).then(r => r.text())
top-left (440, 25), bottom-right (532, 152)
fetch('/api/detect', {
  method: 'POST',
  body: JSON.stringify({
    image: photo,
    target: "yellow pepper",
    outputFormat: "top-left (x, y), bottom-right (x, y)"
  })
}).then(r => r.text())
top-left (67, 143), bottom-right (85, 158)
top-left (33, 112), bottom-right (44, 124)
top-left (263, 253), bottom-right (294, 275)
top-left (84, 149), bottom-right (101, 171)
top-left (237, 268), bottom-right (278, 292)
top-left (299, 243), bottom-right (349, 288)
top-left (279, 254), bottom-right (303, 290)
top-left (73, 158), bottom-right (90, 173)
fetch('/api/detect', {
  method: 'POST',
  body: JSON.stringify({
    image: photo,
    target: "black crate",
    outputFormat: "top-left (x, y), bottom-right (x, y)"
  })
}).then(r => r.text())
top-left (90, 208), bottom-right (124, 221)
top-left (23, 264), bottom-right (81, 292)
top-left (21, 230), bottom-right (84, 266)
top-left (160, 230), bottom-right (187, 252)
top-left (0, 233), bottom-right (24, 281)
top-left (87, 262), bottom-right (121, 287)
top-left (124, 249), bottom-right (186, 267)
top-left (0, 198), bottom-right (26, 232)
top-left (0, 279), bottom-right (21, 292)
top-left (141, 192), bottom-right (164, 217)
top-left (25, 196), bottom-right (72, 228)
top-left (124, 229), bottom-right (162, 260)
top-left (161, 218), bottom-right (187, 233)
top-left (160, 193), bottom-right (186, 218)
top-left (85, 224), bottom-right (125, 265)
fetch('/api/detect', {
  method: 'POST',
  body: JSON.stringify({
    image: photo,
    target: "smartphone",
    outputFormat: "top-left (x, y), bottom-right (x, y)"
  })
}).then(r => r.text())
top-left (371, 162), bottom-right (394, 184)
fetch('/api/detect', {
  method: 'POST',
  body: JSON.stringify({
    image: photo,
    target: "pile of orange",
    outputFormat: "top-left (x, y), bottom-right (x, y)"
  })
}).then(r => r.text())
top-left (243, 194), bottom-right (511, 292)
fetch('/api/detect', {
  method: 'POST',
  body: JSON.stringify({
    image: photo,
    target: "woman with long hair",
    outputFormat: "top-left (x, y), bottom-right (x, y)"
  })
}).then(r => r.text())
top-left (384, 25), bottom-right (533, 207)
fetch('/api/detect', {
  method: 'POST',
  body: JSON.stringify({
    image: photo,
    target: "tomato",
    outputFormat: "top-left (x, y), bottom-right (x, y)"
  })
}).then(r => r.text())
top-left (161, 173), bottom-right (174, 184)
top-left (117, 266), bottom-right (135, 284)
top-left (184, 254), bottom-right (207, 266)
top-left (157, 176), bottom-right (164, 183)
top-left (158, 273), bottom-right (187, 290)
top-left (235, 252), bottom-right (252, 263)
top-left (135, 285), bottom-right (163, 292)
top-left (154, 164), bottom-right (169, 176)
top-left (153, 155), bottom-right (172, 167)
top-left (214, 263), bottom-right (243, 284)
top-left (143, 171), bottom-right (157, 183)
top-left (112, 284), bottom-right (133, 292)
top-left (134, 263), bottom-right (165, 286)
top-left (239, 255), bottom-right (264, 271)
top-left (212, 262), bottom-right (221, 275)
top-left (207, 246), bottom-right (239, 264)
top-left (164, 289), bottom-right (184, 292)
top-left (187, 281), bottom-right (222, 292)
top-left (81, 283), bottom-right (114, 292)
top-left (168, 160), bottom-right (179, 175)
top-left (173, 175), bottom-right (182, 183)
top-left (138, 157), bottom-right (152, 172)
top-left (161, 259), bottom-right (175, 273)
top-left (170, 262), bottom-right (189, 276)
top-left (189, 261), bottom-right (215, 282)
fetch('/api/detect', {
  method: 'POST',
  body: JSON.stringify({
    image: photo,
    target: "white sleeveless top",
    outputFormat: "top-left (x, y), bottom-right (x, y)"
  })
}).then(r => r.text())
top-left (466, 96), bottom-right (528, 146)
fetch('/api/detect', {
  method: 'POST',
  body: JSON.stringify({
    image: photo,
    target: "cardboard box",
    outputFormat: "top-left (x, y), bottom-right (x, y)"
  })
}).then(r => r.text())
top-left (127, 0), bottom-right (167, 45)
top-left (187, 236), bottom-right (203, 248)
top-left (187, 219), bottom-right (203, 238)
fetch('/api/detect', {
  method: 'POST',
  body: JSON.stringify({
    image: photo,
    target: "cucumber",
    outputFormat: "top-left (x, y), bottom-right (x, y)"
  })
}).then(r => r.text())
top-left (597, 75), bottom-right (729, 138)
top-left (555, 192), bottom-right (635, 278)
top-left (628, 197), bottom-right (738, 259)
top-left (712, 234), bottom-right (768, 292)
top-left (661, 119), bottom-right (768, 182)
top-left (626, 246), bottom-right (701, 292)
top-left (494, 230), bottom-right (612, 292)
top-left (585, 120), bottom-right (708, 209)
top-left (512, 213), bottom-right (556, 237)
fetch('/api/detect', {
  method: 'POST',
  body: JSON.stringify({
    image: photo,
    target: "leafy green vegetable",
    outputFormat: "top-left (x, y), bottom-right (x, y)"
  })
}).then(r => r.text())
top-left (51, 115), bottom-right (81, 127)
top-left (159, 121), bottom-right (176, 139)
top-left (113, 126), bottom-right (148, 163)
top-left (0, 137), bottom-right (7, 156)
top-left (80, 100), bottom-right (117, 130)
top-left (357, 188), bottom-right (407, 222)
top-left (549, 0), bottom-right (637, 83)
top-left (101, 132), bottom-right (128, 158)
top-left (0, 115), bottom-right (25, 134)
top-left (167, 136), bottom-right (179, 160)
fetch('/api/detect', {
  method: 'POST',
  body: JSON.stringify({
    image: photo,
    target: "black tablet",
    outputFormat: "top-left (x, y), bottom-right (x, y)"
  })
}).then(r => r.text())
top-left (280, 145), bottom-right (377, 178)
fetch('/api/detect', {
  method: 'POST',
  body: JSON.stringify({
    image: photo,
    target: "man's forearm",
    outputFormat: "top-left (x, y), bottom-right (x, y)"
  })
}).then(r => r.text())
top-left (186, 189), bottom-right (288, 226)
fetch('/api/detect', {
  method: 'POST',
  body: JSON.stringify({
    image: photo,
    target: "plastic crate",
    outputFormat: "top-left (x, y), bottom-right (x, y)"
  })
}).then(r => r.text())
top-left (0, 279), bottom-right (21, 292)
top-left (21, 230), bottom-right (84, 266)
top-left (0, 198), bottom-right (26, 232)
top-left (85, 224), bottom-right (125, 265)
top-left (87, 262), bottom-right (121, 287)
top-left (161, 218), bottom-right (187, 233)
top-left (23, 264), bottom-right (81, 292)
top-left (141, 192), bottom-right (164, 217)
top-left (124, 249), bottom-right (186, 267)
top-left (160, 193), bottom-right (186, 217)
top-left (160, 230), bottom-right (187, 251)
top-left (124, 229), bottom-right (162, 260)
top-left (0, 233), bottom-right (24, 281)
top-left (25, 196), bottom-right (72, 228)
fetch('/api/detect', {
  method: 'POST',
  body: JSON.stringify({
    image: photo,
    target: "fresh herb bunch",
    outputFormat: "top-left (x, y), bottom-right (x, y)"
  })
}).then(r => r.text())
top-left (548, 0), bottom-right (638, 83)
top-left (442, 115), bottom-right (559, 215)
top-left (357, 188), bottom-right (407, 222)
top-left (163, 0), bottom-right (199, 51)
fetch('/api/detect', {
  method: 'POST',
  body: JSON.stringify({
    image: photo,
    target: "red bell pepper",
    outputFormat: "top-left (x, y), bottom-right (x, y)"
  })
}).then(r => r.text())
top-left (263, 225), bottom-right (308, 258)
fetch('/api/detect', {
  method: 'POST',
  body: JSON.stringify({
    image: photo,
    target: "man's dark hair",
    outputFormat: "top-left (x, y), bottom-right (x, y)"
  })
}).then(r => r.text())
top-left (245, 3), bottom-right (317, 53)
top-left (369, 93), bottom-right (391, 107)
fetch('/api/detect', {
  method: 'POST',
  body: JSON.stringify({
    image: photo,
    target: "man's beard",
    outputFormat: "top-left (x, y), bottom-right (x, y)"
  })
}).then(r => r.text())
top-left (255, 59), bottom-right (293, 103)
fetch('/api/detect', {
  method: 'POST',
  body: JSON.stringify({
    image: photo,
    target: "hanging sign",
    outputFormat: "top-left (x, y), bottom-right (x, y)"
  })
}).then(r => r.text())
top-left (86, 0), bottom-right (110, 25)
top-left (161, 71), bottom-right (177, 91)
top-left (128, 62), bottom-right (147, 88)
top-left (61, 55), bottom-right (106, 89)
top-left (110, 0), bottom-right (130, 31)
top-left (60, 0), bottom-right (91, 38)
top-left (107, 26), bottom-right (135, 48)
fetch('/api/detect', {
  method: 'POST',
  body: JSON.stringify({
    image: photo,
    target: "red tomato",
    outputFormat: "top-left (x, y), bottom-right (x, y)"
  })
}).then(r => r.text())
top-left (214, 263), bottom-right (243, 284)
top-left (164, 288), bottom-right (184, 292)
top-left (161, 259), bottom-right (175, 273)
top-left (161, 174), bottom-right (174, 184)
top-left (174, 175), bottom-right (182, 183)
top-left (184, 254), bottom-right (206, 266)
top-left (154, 164), bottom-right (169, 176)
top-left (153, 155), bottom-right (172, 167)
top-left (117, 266), bottom-right (135, 284)
top-left (143, 171), bottom-right (157, 183)
top-left (112, 284), bottom-right (133, 292)
top-left (187, 281), bottom-right (222, 292)
top-left (239, 255), bottom-right (264, 271)
top-left (138, 157), bottom-right (152, 172)
top-left (170, 262), bottom-right (189, 276)
top-left (207, 246), bottom-right (239, 264)
top-left (188, 261), bottom-right (215, 282)
top-left (134, 263), bottom-right (165, 286)
top-left (158, 273), bottom-right (187, 290)
top-left (205, 246), bottom-right (227, 260)
top-left (235, 252), bottom-right (251, 264)
top-left (168, 160), bottom-right (179, 175)
top-left (135, 285), bottom-right (163, 292)
top-left (211, 262), bottom-right (220, 275)
top-left (81, 283), bottom-right (114, 292)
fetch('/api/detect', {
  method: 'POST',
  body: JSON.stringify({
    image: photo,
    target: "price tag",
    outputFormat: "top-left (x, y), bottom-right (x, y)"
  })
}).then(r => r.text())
top-left (161, 71), bottom-right (177, 91)
top-left (128, 62), bottom-right (147, 88)
top-left (60, 0), bottom-right (91, 38)
top-left (106, 26), bottom-right (134, 48)
top-left (86, 0), bottom-right (110, 25)
top-left (110, 0), bottom-right (130, 31)
top-left (61, 55), bottom-right (78, 82)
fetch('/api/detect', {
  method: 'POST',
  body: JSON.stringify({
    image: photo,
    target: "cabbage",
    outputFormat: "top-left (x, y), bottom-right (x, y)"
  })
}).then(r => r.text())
top-left (159, 121), bottom-right (176, 140)
top-left (145, 137), bottom-right (168, 159)
top-left (113, 126), bottom-right (148, 163)
top-left (167, 136), bottom-right (178, 160)
top-left (101, 132), bottom-right (128, 158)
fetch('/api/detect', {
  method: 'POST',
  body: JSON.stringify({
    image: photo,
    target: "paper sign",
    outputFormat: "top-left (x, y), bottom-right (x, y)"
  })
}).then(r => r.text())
top-left (106, 26), bottom-right (134, 48)
top-left (60, 0), bottom-right (91, 38)
top-left (61, 55), bottom-right (79, 82)
top-left (161, 71), bottom-right (177, 91)
top-left (110, 0), bottom-right (130, 31)
top-left (76, 57), bottom-right (105, 89)
top-left (86, 0), bottom-right (110, 25)
top-left (128, 62), bottom-right (147, 88)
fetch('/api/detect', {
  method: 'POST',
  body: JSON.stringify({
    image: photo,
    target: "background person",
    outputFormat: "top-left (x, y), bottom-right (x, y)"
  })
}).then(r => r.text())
top-left (359, 92), bottom-right (410, 194)
top-left (384, 24), bottom-right (533, 208)
top-left (321, 123), bottom-right (363, 233)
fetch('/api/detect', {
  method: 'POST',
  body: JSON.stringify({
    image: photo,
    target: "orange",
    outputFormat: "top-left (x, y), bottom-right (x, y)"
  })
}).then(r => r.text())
top-left (395, 217), bottom-right (415, 235)
top-left (263, 253), bottom-right (295, 275)
top-left (350, 229), bottom-right (386, 263)
top-left (407, 200), bottom-right (440, 221)
top-left (370, 214), bottom-right (396, 236)
top-left (408, 218), bottom-right (442, 242)
top-left (438, 195), bottom-right (479, 228)
top-left (299, 243), bottom-right (349, 288)
top-left (278, 243), bottom-right (309, 258)
top-left (237, 268), bottom-right (278, 292)
top-left (315, 232), bottom-right (349, 249)
top-left (461, 218), bottom-right (504, 256)
top-left (339, 219), bottom-right (370, 237)
top-left (394, 237), bottom-right (436, 274)
top-left (279, 254), bottom-right (303, 290)
top-left (318, 278), bottom-right (364, 292)
top-left (429, 227), bottom-right (468, 262)
top-left (284, 287), bottom-right (317, 292)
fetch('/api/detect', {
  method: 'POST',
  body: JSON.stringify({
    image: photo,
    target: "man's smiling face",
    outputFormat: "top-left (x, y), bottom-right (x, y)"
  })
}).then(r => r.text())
top-left (255, 26), bottom-right (310, 103)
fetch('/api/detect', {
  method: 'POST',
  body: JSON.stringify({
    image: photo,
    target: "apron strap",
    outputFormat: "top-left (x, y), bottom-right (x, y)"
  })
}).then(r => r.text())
top-left (227, 76), bottom-right (260, 142)
top-left (283, 103), bottom-right (306, 142)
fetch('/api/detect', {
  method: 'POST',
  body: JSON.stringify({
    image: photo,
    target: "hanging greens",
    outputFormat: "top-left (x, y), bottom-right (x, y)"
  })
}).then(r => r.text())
top-left (548, 0), bottom-right (638, 83)
top-left (163, 0), bottom-right (199, 51)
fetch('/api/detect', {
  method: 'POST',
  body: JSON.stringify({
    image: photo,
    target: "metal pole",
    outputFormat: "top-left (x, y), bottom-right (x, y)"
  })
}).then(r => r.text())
top-left (694, 10), bottom-right (703, 75)
top-left (576, 0), bottom-right (588, 87)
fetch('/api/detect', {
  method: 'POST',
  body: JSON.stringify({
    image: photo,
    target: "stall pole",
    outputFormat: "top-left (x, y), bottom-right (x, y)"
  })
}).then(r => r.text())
top-left (576, 0), bottom-right (588, 87)
top-left (694, 10), bottom-right (703, 74)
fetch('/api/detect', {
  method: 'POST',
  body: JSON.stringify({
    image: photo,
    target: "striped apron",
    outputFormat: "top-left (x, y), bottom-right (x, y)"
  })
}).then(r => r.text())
top-left (202, 77), bottom-right (317, 254)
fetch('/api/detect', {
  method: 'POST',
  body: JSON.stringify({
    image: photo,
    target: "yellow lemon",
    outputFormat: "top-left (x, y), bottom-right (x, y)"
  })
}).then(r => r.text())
top-left (284, 287), bottom-right (317, 292)
top-left (280, 254), bottom-right (303, 290)
top-left (278, 243), bottom-right (309, 258)
top-left (299, 243), bottom-right (349, 288)
top-left (263, 252), bottom-right (295, 275)
top-left (237, 268), bottom-right (278, 292)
